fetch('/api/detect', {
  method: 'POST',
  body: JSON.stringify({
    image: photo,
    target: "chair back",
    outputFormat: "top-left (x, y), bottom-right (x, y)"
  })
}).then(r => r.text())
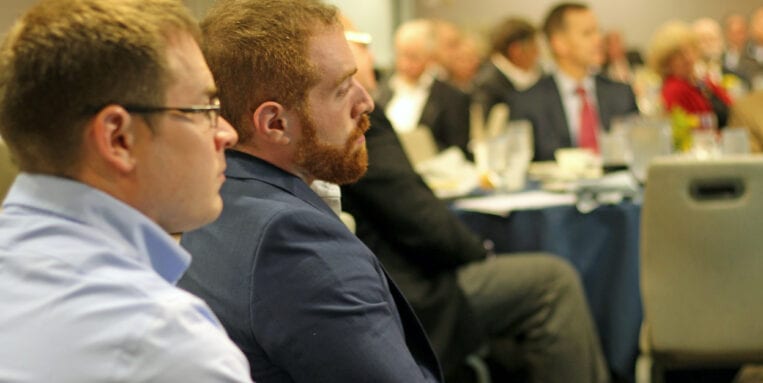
top-left (397, 125), bottom-right (439, 166)
top-left (0, 140), bottom-right (18, 202)
top-left (641, 156), bottom-right (763, 361)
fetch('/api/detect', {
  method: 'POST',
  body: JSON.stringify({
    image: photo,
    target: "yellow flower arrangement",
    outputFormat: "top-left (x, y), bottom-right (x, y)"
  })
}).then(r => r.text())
top-left (669, 107), bottom-right (700, 152)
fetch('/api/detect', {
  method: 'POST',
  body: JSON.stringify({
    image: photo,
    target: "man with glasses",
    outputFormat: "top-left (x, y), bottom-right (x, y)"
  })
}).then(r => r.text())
top-left (0, 0), bottom-right (251, 381)
top-left (177, 0), bottom-right (442, 382)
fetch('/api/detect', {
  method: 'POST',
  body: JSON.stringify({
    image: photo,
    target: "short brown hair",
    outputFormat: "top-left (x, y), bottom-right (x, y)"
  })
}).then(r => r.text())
top-left (201, 0), bottom-right (339, 145)
top-left (490, 18), bottom-right (537, 57)
top-left (542, 2), bottom-right (589, 40)
top-left (0, 0), bottom-right (199, 174)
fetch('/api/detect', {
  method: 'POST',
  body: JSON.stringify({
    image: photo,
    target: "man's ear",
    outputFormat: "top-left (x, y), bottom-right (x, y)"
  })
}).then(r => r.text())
top-left (252, 101), bottom-right (292, 145)
top-left (88, 105), bottom-right (138, 174)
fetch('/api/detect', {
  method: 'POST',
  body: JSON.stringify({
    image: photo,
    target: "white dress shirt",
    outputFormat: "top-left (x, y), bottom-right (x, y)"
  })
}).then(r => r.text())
top-left (491, 53), bottom-right (541, 91)
top-left (553, 71), bottom-right (598, 146)
top-left (385, 72), bottom-right (435, 133)
top-left (0, 174), bottom-right (252, 383)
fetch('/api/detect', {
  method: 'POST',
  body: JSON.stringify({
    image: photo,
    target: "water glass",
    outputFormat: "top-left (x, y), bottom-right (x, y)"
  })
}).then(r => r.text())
top-left (690, 130), bottom-right (720, 159)
top-left (628, 117), bottom-right (672, 183)
top-left (721, 127), bottom-right (751, 155)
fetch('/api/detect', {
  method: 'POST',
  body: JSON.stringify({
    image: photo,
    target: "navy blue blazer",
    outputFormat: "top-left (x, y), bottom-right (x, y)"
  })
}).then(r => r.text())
top-left (178, 151), bottom-right (442, 383)
top-left (509, 74), bottom-right (639, 161)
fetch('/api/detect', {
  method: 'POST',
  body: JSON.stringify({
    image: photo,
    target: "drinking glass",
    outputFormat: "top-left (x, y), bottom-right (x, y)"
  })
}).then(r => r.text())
top-left (721, 127), bottom-right (751, 155)
top-left (628, 117), bottom-right (672, 183)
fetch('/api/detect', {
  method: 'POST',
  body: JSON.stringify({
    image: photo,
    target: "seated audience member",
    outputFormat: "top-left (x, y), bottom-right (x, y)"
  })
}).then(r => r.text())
top-left (693, 17), bottom-right (750, 92)
top-left (176, 1), bottom-right (441, 382)
top-left (0, 0), bottom-right (251, 381)
top-left (448, 32), bottom-right (485, 92)
top-left (738, 7), bottom-right (763, 88)
top-left (472, 17), bottom-right (542, 116)
top-left (601, 30), bottom-right (643, 84)
top-left (340, 11), bottom-right (610, 383)
top-left (432, 20), bottom-right (466, 82)
top-left (508, 3), bottom-right (638, 161)
top-left (376, 19), bottom-right (472, 156)
top-left (728, 90), bottom-right (763, 152)
top-left (648, 21), bottom-right (733, 127)
top-left (723, 13), bottom-right (748, 72)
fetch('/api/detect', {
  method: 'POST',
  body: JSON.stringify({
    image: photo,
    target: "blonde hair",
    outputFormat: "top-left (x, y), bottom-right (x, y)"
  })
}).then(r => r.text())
top-left (647, 20), bottom-right (698, 78)
top-left (0, 0), bottom-right (199, 174)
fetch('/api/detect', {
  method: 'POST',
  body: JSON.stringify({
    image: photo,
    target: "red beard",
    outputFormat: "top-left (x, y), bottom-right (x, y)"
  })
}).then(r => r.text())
top-left (295, 112), bottom-right (370, 185)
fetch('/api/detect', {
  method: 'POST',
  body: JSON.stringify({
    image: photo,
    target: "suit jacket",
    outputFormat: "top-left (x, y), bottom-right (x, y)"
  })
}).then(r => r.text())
top-left (376, 78), bottom-right (471, 155)
top-left (471, 61), bottom-right (518, 119)
top-left (509, 74), bottom-right (639, 161)
top-left (342, 108), bottom-right (487, 375)
top-left (178, 151), bottom-right (442, 383)
top-left (737, 42), bottom-right (763, 85)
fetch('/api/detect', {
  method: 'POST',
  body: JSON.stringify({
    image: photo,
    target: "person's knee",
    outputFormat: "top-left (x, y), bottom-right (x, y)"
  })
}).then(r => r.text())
top-left (533, 254), bottom-right (584, 294)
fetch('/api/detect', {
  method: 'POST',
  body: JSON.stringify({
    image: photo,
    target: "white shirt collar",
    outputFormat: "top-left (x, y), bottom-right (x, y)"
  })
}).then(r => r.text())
top-left (389, 70), bottom-right (436, 92)
top-left (553, 70), bottom-right (597, 145)
top-left (553, 70), bottom-right (595, 98)
top-left (491, 53), bottom-right (541, 91)
top-left (385, 71), bottom-right (436, 133)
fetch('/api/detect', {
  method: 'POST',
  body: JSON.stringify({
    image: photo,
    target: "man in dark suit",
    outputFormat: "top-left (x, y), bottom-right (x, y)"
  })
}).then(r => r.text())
top-left (376, 19), bottom-right (471, 156)
top-left (472, 17), bottom-right (542, 117)
top-left (177, 1), bottom-right (441, 382)
top-left (738, 7), bottom-right (763, 89)
top-left (722, 13), bottom-right (748, 73)
top-left (509, 3), bottom-right (638, 161)
top-left (341, 14), bottom-right (610, 383)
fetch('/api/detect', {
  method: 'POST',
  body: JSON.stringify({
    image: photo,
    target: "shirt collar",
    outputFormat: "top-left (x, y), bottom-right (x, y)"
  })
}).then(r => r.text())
top-left (553, 70), bottom-right (595, 97)
top-left (389, 69), bottom-right (436, 92)
top-left (491, 54), bottom-right (541, 91)
top-left (2, 173), bottom-right (191, 283)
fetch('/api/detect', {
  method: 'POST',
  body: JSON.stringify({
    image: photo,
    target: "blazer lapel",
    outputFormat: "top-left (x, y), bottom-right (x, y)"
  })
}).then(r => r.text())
top-left (546, 78), bottom-right (573, 146)
top-left (594, 76), bottom-right (612, 132)
top-left (224, 150), bottom-right (339, 219)
top-left (418, 81), bottom-right (443, 130)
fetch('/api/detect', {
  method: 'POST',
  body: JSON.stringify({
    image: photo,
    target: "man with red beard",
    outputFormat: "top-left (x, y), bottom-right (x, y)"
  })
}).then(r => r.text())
top-left (177, 1), bottom-right (442, 382)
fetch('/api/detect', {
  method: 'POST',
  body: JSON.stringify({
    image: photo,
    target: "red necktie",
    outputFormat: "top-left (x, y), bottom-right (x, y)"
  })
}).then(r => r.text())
top-left (576, 86), bottom-right (599, 152)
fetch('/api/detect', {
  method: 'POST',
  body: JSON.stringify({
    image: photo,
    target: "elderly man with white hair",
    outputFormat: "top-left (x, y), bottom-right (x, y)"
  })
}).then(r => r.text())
top-left (375, 19), bottom-right (472, 157)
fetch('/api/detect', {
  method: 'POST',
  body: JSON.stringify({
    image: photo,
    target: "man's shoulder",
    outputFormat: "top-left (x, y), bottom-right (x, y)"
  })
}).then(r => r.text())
top-left (472, 61), bottom-right (501, 84)
top-left (509, 75), bottom-right (557, 110)
top-left (431, 78), bottom-right (468, 99)
top-left (517, 75), bottom-right (556, 96)
top-left (595, 74), bottom-right (635, 94)
top-left (0, 247), bottom-right (248, 382)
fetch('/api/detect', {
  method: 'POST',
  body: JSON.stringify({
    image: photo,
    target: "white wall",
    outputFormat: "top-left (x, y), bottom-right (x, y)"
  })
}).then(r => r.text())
top-left (414, 0), bottom-right (761, 53)
top-left (2, 0), bottom-right (761, 68)
top-left (0, 0), bottom-right (36, 39)
top-left (325, 0), bottom-right (397, 68)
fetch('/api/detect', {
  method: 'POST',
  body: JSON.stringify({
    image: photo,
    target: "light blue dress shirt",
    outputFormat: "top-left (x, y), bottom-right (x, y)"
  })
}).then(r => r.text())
top-left (0, 174), bottom-right (252, 383)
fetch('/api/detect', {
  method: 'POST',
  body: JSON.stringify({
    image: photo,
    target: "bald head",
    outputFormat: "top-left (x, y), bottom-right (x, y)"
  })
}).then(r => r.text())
top-left (693, 18), bottom-right (724, 60)
top-left (751, 8), bottom-right (763, 44)
top-left (394, 19), bottom-right (436, 83)
top-left (724, 13), bottom-right (748, 50)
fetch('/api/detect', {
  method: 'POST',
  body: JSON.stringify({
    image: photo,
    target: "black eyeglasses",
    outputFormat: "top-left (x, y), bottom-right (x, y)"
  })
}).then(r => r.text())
top-left (123, 97), bottom-right (221, 130)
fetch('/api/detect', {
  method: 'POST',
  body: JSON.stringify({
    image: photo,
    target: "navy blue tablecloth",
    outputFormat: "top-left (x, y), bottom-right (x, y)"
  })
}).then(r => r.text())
top-left (455, 202), bottom-right (642, 382)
